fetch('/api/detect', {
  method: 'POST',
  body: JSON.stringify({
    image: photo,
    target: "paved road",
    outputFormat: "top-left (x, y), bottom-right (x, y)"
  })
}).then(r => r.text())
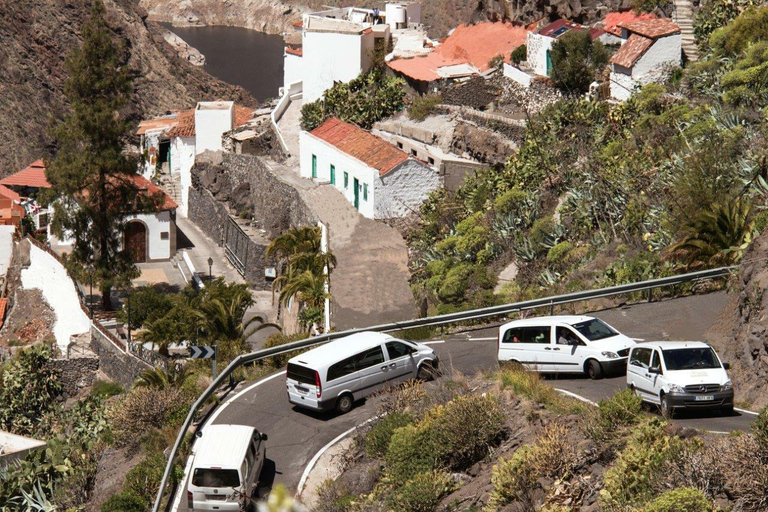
top-left (176, 291), bottom-right (757, 510)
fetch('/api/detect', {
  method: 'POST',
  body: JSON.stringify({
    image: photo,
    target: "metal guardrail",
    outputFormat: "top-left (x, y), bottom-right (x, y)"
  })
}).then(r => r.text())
top-left (152, 265), bottom-right (734, 510)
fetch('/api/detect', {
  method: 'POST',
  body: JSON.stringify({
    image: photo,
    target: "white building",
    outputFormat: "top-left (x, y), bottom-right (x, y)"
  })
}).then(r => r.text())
top-left (195, 101), bottom-right (235, 154)
top-left (527, 19), bottom-right (608, 77)
top-left (300, 118), bottom-right (439, 219)
top-left (384, 2), bottom-right (421, 30)
top-left (282, 6), bottom-right (395, 103)
top-left (609, 19), bottom-right (681, 101)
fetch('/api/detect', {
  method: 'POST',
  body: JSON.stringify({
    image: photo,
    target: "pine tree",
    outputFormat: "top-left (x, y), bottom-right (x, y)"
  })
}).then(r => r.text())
top-left (46, 0), bottom-right (154, 310)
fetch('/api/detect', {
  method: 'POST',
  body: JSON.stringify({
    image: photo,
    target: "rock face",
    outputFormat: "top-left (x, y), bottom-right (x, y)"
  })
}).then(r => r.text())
top-left (0, 0), bottom-right (256, 176)
top-left (707, 230), bottom-right (768, 410)
top-left (162, 29), bottom-right (206, 66)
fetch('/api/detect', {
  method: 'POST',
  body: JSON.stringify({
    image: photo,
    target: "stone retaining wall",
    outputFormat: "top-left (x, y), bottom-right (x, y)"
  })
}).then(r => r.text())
top-left (49, 357), bottom-right (99, 397)
top-left (90, 326), bottom-right (150, 388)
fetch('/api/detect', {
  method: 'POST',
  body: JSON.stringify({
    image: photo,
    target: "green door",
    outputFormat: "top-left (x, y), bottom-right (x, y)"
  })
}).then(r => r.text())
top-left (330, 165), bottom-right (335, 185)
top-left (546, 50), bottom-right (552, 76)
top-left (311, 155), bottom-right (317, 178)
top-left (353, 178), bottom-right (360, 210)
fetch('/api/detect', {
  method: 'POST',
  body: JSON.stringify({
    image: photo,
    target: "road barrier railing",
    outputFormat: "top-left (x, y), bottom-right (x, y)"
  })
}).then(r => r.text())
top-left (153, 265), bottom-right (734, 510)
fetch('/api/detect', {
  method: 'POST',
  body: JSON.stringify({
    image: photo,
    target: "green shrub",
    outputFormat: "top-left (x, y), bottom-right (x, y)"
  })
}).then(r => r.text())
top-left (100, 491), bottom-right (147, 512)
top-left (529, 217), bottom-right (556, 248)
top-left (263, 332), bottom-right (308, 368)
top-left (632, 0), bottom-right (669, 13)
top-left (123, 453), bottom-right (165, 504)
top-left (494, 187), bottom-right (529, 216)
top-left (549, 30), bottom-right (609, 94)
top-left (387, 471), bottom-right (454, 512)
top-left (91, 379), bottom-right (123, 399)
top-left (547, 241), bottom-right (574, 264)
top-left (409, 94), bottom-right (442, 121)
top-left (488, 54), bottom-right (504, 69)
top-left (599, 419), bottom-right (683, 510)
top-left (365, 412), bottom-right (415, 458)
top-left (641, 487), bottom-right (714, 512)
top-left (511, 45), bottom-right (527, 65)
top-left (116, 285), bottom-right (175, 329)
top-left (752, 405), bottom-right (768, 449)
top-left (585, 388), bottom-right (643, 441)
top-left (385, 423), bottom-right (442, 485)
top-left (497, 365), bottom-right (561, 409)
top-left (315, 478), bottom-right (355, 512)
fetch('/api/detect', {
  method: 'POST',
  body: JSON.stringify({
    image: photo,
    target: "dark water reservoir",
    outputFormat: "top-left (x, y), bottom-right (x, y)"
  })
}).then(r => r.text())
top-left (161, 24), bottom-right (285, 102)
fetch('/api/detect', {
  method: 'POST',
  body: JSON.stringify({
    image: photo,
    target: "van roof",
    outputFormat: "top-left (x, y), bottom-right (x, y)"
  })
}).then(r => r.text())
top-left (193, 424), bottom-right (255, 468)
top-left (288, 331), bottom-right (397, 367)
top-left (633, 341), bottom-right (711, 351)
top-left (501, 315), bottom-right (596, 328)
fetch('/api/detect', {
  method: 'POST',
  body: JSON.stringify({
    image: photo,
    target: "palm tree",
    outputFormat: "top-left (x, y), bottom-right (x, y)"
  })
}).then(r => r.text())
top-left (670, 199), bottom-right (755, 268)
top-left (266, 226), bottom-right (322, 264)
top-left (135, 364), bottom-right (194, 390)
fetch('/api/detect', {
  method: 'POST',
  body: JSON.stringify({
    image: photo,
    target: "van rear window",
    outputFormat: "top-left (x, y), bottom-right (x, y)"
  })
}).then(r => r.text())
top-left (287, 363), bottom-right (315, 385)
top-left (192, 468), bottom-right (240, 487)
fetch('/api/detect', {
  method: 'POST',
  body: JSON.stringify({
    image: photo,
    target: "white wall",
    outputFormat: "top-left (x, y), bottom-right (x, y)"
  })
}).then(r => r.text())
top-left (374, 159), bottom-right (439, 219)
top-left (632, 33), bottom-right (681, 79)
top-left (21, 243), bottom-right (90, 351)
top-left (527, 32), bottom-right (554, 76)
top-left (171, 135), bottom-right (195, 217)
top-left (300, 131), bottom-right (377, 218)
top-left (124, 210), bottom-right (174, 261)
top-left (284, 53), bottom-right (303, 92)
top-left (503, 62), bottom-right (532, 88)
top-left (195, 103), bottom-right (234, 155)
top-left (139, 130), bottom-right (164, 178)
top-left (610, 67), bottom-right (634, 100)
top-left (302, 30), bottom-right (367, 103)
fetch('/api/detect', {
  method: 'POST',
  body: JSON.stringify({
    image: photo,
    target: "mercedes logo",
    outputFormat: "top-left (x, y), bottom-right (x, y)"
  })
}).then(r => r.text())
top-left (213, 489), bottom-right (218, 494)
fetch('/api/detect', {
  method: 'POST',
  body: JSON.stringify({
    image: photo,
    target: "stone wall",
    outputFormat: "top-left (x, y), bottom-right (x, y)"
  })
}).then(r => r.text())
top-left (48, 357), bottom-right (99, 397)
top-left (440, 77), bottom-right (503, 110)
top-left (90, 326), bottom-right (150, 388)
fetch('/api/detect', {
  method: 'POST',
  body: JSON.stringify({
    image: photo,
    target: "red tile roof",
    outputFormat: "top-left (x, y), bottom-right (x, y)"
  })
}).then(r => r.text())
top-left (129, 175), bottom-right (178, 210)
top-left (0, 298), bottom-right (7, 328)
top-left (538, 18), bottom-right (581, 38)
top-left (388, 22), bottom-right (529, 82)
top-left (602, 10), bottom-right (657, 36)
top-left (619, 18), bottom-right (680, 38)
top-left (285, 46), bottom-right (303, 57)
top-left (610, 33), bottom-right (653, 67)
top-left (0, 185), bottom-right (20, 202)
top-left (0, 159), bottom-right (51, 188)
top-left (136, 115), bottom-right (179, 135)
top-left (165, 104), bottom-right (254, 138)
top-left (310, 118), bottom-right (409, 176)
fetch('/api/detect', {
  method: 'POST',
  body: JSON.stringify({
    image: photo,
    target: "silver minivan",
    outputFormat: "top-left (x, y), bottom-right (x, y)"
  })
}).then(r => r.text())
top-left (286, 332), bottom-right (439, 414)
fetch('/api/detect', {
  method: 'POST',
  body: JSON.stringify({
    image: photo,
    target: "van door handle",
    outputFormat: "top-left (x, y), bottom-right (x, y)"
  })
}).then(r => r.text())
top-left (381, 366), bottom-right (388, 371)
top-left (389, 363), bottom-right (396, 368)
top-left (552, 347), bottom-right (560, 351)
top-left (544, 347), bottom-right (552, 350)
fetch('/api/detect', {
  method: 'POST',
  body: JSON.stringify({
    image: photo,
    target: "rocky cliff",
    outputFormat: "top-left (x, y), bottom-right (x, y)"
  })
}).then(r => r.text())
top-left (139, 0), bottom-right (633, 39)
top-left (0, 0), bottom-right (255, 176)
top-left (707, 230), bottom-right (768, 410)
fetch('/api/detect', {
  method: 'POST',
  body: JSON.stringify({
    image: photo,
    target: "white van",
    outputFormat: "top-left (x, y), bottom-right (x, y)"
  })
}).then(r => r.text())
top-left (187, 424), bottom-right (267, 511)
top-left (626, 341), bottom-right (733, 417)
top-left (497, 315), bottom-right (635, 379)
top-left (286, 331), bottom-right (438, 414)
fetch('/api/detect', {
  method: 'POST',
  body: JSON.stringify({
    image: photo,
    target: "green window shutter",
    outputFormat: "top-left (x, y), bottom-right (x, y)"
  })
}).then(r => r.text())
top-left (330, 165), bottom-right (336, 185)
top-left (363, 183), bottom-right (368, 201)
top-left (344, 172), bottom-right (349, 189)
top-left (311, 155), bottom-right (317, 178)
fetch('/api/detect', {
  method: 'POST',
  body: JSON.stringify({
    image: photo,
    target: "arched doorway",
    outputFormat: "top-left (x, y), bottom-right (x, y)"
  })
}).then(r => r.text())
top-left (125, 221), bottom-right (147, 263)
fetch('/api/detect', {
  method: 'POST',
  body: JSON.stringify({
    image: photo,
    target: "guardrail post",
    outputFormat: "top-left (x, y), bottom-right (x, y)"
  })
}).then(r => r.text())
top-left (647, 288), bottom-right (652, 303)
top-left (549, 301), bottom-right (554, 315)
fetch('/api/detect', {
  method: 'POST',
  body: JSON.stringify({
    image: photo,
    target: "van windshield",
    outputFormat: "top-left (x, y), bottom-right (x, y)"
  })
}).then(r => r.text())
top-left (193, 468), bottom-right (240, 487)
top-left (570, 319), bottom-right (618, 341)
top-left (662, 347), bottom-right (721, 371)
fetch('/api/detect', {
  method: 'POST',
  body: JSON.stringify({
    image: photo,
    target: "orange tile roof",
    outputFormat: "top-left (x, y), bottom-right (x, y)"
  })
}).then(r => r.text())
top-left (538, 19), bottom-right (582, 38)
top-left (0, 298), bottom-right (7, 328)
top-left (165, 104), bottom-right (253, 138)
top-left (285, 46), bottom-right (303, 57)
top-left (129, 174), bottom-right (178, 210)
top-left (136, 114), bottom-right (179, 135)
top-left (602, 10), bottom-right (657, 36)
top-left (619, 18), bottom-right (680, 38)
top-left (0, 160), bottom-right (51, 188)
top-left (0, 184), bottom-right (20, 202)
top-left (310, 118), bottom-right (409, 176)
top-left (610, 33), bottom-right (653, 68)
top-left (388, 22), bottom-right (529, 82)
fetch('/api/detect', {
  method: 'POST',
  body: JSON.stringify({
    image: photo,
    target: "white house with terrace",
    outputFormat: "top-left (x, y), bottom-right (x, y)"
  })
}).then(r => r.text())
top-left (609, 18), bottom-right (681, 100)
top-left (300, 118), bottom-right (439, 219)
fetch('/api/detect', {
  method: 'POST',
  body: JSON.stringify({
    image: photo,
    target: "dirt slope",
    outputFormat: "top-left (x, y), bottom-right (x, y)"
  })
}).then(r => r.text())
top-left (0, 0), bottom-right (255, 176)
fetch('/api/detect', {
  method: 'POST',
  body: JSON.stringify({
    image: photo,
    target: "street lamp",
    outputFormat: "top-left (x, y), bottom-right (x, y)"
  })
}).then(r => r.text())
top-left (207, 257), bottom-right (213, 281)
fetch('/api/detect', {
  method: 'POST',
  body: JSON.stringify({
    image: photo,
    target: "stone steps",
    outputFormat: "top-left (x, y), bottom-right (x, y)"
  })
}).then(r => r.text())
top-left (673, 0), bottom-right (700, 61)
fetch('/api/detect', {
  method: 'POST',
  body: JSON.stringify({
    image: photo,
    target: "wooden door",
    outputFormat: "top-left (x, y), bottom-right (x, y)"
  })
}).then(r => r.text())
top-left (125, 221), bottom-right (147, 263)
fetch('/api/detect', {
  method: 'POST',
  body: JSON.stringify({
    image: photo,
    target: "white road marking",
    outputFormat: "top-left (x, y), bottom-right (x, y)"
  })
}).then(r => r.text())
top-left (170, 371), bottom-right (287, 512)
top-left (708, 431), bottom-right (731, 435)
top-left (423, 340), bottom-right (445, 345)
top-left (735, 407), bottom-right (759, 416)
top-left (297, 416), bottom-right (380, 497)
top-left (468, 337), bottom-right (497, 341)
top-left (555, 388), bottom-right (598, 406)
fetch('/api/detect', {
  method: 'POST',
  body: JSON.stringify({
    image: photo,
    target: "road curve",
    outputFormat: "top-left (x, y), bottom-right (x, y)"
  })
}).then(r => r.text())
top-left (176, 291), bottom-right (756, 510)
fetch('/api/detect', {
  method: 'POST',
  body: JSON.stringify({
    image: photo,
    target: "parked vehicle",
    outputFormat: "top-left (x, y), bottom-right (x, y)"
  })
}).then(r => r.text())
top-left (187, 424), bottom-right (267, 511)
top-left (497, 315), bottom-right (635, 379)
top-left (286, 331), bottom-right (439, 414)
top-left (626, 341), bottom-right (733, 417)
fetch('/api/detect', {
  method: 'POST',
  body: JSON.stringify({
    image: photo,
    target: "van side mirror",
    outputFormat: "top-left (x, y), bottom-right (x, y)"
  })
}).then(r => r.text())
top-left (723, 362), bottom-right (730, 370)
top-left (569, 338), bottom-right (580, 346)
top-left (260, 433), bottom-right (268, 441)
top-left (648, 367), bottom-right (661, 375)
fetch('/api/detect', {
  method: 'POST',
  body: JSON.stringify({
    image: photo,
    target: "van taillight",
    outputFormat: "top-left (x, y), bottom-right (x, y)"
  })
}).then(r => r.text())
top-left (187, 491), bottom-right (193, 508)
top-left (315, 370), bottom-right (322, 399)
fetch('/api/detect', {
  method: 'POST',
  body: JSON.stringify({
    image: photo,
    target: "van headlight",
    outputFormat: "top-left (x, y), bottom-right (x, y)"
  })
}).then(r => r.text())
top-left (721, 380), bottom-right (732, 391)
top-left (668, 383), bottom-right (685, 394)
top-left (601, 351), bottom-right (619, 359)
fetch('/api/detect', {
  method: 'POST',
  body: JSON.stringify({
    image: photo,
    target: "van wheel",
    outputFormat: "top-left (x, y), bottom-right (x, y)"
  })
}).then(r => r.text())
top-left (660, 394), bottom-right (675, 419)
top-left (417, 362), bottom-right (437, 381)
top-left (336, 394), bottom-right (354, 414)
top-left (585, 360), bottom-right (603, 380)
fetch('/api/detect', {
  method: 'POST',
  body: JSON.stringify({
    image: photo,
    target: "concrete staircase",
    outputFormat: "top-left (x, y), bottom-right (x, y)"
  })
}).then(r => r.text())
top-left (155, 169), bottom-right (182, 206)
top-left (673, 0), bottom-right (700, 62)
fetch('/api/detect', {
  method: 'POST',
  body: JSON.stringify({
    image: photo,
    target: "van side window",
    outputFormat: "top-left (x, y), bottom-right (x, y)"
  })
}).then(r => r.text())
top-left (502, 328), bottom-right (523, 343)
top-left (247, 439), bottom-right (257, 468)
top-left (386, 341), bottom-right (414, 359)
top-left (328, 354), bottom-right (358, 381)
top-left (354, 347), bottom-right (385, 370)
top-left (523, 326), bottom-right (551, 344)
top-left (630, 348), bottom-right (651, 369)
top-left (650, 350), bottom-right (661, 372)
